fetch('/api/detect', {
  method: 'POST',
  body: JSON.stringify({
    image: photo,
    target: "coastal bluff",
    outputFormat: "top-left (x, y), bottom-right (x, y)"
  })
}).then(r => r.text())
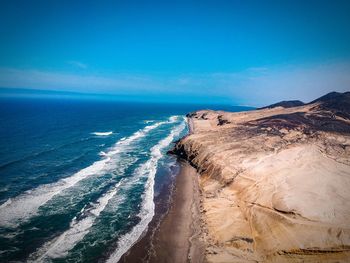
top-left (172, 92), bottom-right (350, 262)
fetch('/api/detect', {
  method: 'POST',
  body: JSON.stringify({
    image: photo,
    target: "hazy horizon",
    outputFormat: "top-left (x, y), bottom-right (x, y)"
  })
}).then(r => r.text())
top-left (1, 0), bottom-right (350, 106)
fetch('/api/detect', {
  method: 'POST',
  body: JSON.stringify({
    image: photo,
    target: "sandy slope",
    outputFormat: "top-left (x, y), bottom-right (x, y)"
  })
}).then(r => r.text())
top-left (173, 98), bottom-right (350, 262)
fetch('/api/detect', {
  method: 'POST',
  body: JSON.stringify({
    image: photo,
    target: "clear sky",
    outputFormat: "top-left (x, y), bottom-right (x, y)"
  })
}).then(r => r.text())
top-left (0, 0), bottom-right (350, 106)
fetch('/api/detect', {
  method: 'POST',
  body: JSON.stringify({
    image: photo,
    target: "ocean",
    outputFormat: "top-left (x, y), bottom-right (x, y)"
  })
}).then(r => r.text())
top-left (0, 97), bottom-right (252, 262)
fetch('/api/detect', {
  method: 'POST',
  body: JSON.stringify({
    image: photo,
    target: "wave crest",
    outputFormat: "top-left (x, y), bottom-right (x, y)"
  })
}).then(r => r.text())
top-left (28, 180), bottom-right (124, 261)
top-left (106, 120), bottom-right (186, 263)
top-left (0, 117), bottom-right (177, 228)
top-left (91, 131), bottom-right (113, 136)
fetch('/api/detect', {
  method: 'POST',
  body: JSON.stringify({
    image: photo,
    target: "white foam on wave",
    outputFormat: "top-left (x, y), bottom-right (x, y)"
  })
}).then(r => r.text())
top-left (106, 119), bottom-right (186, 263)
top-left (0, 157), bottom-right (111, 228)
top-left (0, 198), bottom-right (12, 209)
top-left (104, 116), bottom-right (178, 157)
top-left (143, 120), bottom-right (154, 124)
top-left (92, 131), bottom-right (113, 136)
top-left (0, 116), bottom-right (178, 228)
top-left (99, 151), bottom-right (107, 157)
top-left (28, 180), bottom-right (124, 262)
top-left (169, 115), bottom-right (179, 123)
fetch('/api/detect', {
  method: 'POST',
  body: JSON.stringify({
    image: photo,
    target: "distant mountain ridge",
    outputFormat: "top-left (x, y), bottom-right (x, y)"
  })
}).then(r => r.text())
top-left (309, 91), bottom-right (350, 104)
top-left (259, 100), bottom-right (305, 109)
top-left (255, 91), bottom-right (350, 134)
top-left (260, 92), bottom-right (350, 116)
top-left (310, 91), bottom-right (350, 119)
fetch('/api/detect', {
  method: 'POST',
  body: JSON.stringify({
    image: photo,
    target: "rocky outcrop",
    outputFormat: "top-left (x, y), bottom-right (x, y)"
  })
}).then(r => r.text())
top-left (173, 92), bottom-right (350, 262)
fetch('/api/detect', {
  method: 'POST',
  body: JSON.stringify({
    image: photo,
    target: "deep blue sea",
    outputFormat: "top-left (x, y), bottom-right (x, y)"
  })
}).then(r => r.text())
top-left (0, 97), bottom-right (252, 262)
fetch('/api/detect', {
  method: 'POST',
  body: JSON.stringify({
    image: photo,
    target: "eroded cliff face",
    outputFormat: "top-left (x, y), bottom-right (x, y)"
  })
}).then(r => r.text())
top-left (173, 94), bottom-right (350, 262)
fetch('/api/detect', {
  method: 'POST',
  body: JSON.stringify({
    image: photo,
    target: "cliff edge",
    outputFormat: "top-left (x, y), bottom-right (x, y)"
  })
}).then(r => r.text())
top-left (172, 92), bottom-right (350, 262)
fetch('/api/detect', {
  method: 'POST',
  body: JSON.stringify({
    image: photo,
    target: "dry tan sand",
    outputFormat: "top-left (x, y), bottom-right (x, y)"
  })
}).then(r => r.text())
top-left (172, 95), bottom-right (350, 262)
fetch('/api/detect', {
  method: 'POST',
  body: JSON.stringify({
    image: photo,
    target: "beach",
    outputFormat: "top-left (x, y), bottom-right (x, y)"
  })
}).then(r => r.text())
top-left (119, 116), bottom-right (205, 263)
top-left (149, 161), bottom-right (204, 263)
top-left (120, 160), bottom-right (204, 263)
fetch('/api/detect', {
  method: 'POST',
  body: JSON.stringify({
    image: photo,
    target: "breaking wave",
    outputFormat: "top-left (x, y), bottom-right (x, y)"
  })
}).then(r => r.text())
top-left (0, 117), bottom-right (177, 228)
top-left (106, 119), bottom-right (186, 263)
top-left (28, 180), bottom-right (124, 262)
top-left (91, 131), bottom-right (114, 136)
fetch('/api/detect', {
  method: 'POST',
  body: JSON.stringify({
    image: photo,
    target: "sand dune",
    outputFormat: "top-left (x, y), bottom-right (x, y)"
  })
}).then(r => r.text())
top-left (172, 92), bottom-right (350, 262)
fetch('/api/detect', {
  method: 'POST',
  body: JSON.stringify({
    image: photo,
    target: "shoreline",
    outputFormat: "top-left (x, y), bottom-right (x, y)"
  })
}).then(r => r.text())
top-left (119, 116), bottom-right (201, 263)
top-left (120, 160), bottom-right (203, 263)
top-left (121, 91), bottom-right (350, 262)
top-left (149, 161), bottom-right (204, 263)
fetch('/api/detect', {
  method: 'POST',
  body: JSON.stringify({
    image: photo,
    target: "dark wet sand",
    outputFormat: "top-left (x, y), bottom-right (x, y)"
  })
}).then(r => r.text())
top-left (120, 161), bottom-right (204, 263)
top-left (148, 161), bottom-right (204, 263)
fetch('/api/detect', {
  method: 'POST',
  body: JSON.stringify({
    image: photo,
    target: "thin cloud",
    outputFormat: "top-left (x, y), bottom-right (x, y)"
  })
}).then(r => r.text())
top-left (67, 61), bottom-right (88, 69)
top-left (0, 68), bottom-right (162, 94)
top-left (0, 61), bottom-right (349, 106)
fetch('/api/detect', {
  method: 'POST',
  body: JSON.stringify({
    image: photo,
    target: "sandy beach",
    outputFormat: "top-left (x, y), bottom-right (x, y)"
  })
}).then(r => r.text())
top-left (120, 160), bottom-right (204, 263)
top-left (148, 161), bottom-right (204, 263)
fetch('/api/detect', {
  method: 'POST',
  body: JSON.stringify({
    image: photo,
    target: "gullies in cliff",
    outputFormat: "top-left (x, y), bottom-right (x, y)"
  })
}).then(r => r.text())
top-left (170, 92), bottom-right (350, 262)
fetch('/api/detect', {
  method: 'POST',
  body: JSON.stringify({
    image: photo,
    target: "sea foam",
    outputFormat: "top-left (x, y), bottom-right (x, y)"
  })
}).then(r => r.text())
top-left (0, 117), bottom-right (177, 228)
top-left (106, 120), bottom-right (186, 263)
top-left (28, 180), bottom-right (124, 261)
top-left (92, 131), bottom-right (113, 136)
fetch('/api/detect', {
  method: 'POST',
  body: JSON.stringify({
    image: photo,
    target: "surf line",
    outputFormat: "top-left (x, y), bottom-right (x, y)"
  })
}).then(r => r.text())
top-left (30, 118), bottom-right (185, 261)
top-left (106, 120), bottom-right (186, 263)
top-left (28, 180), bottom-right (125, 262)
top-left (92, 131), bottom-right (114, 136)
top-left (0, 116), bottom-right (179, 228)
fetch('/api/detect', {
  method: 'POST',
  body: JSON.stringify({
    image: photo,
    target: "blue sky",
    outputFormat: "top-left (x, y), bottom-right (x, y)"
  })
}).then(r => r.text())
top-left (0, 0), bottom-right (350, 106)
